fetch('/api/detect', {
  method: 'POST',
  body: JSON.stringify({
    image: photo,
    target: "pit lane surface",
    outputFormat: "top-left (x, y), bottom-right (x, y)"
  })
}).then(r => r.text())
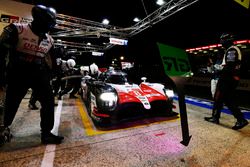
top-left (0, 91), bottom-right (250, 167)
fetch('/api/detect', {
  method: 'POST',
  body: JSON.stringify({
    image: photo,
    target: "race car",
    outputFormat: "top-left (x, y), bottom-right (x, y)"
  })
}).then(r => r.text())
top-left (82, 69), bottom-right (176, 125)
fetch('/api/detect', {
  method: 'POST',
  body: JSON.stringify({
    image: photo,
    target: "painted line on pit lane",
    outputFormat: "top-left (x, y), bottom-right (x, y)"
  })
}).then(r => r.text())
top-left (76, 99), bottom-right (106, 136)
top-left (174, 96), bottom-right (250, 119)
top-left (76, 99), bottom-right (179, 136)
top-left (41, 99), bottom-right (63, 167)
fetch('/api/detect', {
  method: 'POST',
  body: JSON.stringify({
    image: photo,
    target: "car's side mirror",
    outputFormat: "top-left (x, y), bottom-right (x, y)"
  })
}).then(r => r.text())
top-left (141, 77), bottom-right (147, 82)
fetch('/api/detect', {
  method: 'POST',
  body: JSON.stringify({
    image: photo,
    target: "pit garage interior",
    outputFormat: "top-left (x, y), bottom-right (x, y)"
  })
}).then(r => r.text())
top-left (1, 0), bottom-right (250, 167)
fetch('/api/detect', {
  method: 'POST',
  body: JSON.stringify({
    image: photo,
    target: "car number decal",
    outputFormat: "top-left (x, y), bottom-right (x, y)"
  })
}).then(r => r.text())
top-left (137, 95), bottom-right (151, 109)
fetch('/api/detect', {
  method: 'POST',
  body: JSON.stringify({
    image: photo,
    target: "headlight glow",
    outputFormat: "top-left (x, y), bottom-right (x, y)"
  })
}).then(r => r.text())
top-left (99, 92), bottom-right (118, 108)
top-left (165, 89), bottom-right (174, 98)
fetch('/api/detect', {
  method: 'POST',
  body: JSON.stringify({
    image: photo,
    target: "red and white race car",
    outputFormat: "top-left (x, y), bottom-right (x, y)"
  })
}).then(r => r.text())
top-left (82, 69), bottom-right (176, 125)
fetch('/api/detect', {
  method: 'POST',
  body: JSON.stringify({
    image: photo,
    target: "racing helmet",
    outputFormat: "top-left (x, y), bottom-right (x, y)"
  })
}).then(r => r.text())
top-left (80, 66), bottom-right (84, 71)
top-left (80, 66), bottom-right (89, 75)
top-left (31, 5), bottom-right (57, 33)
top-left (67, 59), bottom-right (76, 69)
top-left (80, 66), bottom-right (89, 72)
top-left (220, 33), bottom-right (234, 48)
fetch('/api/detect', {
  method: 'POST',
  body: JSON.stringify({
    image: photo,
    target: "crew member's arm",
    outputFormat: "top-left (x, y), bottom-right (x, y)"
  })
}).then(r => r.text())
top-left (214, 62), bottom-right (224, 71)
top-left (0, 24), bottom-right (18, 87)
top-left (232, 45), bottom-right (242, 81)
top-left (207, 58), bottom-right (213, 73)
top-left (232, 45), bottom-right (242, 70)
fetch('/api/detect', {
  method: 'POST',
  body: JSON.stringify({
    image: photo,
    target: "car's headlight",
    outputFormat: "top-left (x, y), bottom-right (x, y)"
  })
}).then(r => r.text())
top-left (99, 92), bottom-right (118, 108)
top-left (164, 89), bottom-right (174, 98)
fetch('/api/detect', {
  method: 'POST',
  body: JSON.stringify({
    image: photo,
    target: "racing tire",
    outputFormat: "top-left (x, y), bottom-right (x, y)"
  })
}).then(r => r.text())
top-left (84, 89), bottom-right (91, 114)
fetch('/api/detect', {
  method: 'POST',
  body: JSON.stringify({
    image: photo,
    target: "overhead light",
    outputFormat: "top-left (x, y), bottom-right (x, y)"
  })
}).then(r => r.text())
top-left (102, 19), bottom-right (109, 25)
top-left (133, 17), bottom-right (140, 22)
top-left (156, 0), bottom-right (165, 6)
top-left (235, 40), bottom-right (248, 44)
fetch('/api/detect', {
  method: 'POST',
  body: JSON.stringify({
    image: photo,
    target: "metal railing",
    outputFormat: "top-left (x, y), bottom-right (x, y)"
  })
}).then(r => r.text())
top-left (51, 0), bottom-right (199, 52)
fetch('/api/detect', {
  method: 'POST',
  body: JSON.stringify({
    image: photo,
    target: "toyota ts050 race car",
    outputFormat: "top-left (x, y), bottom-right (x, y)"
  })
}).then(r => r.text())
top-left (81, 69), bottom-right (176, 125)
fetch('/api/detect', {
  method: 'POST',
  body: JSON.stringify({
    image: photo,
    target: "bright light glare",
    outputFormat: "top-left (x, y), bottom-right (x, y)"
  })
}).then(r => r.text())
top-left (102, 19), bottom-right (109, 25)
top-left (49, 7), bottom-right (56, 14)
top-left (100, 92), bottom-right (117, 101)
top-left (165, 89), bottom-right (174, 98)
top-left (133, 17), bottom-right (140, 22)
top-left (156, 0), bottom-right (165, 6)
top-left (100, 92), bottom-right (117, 107)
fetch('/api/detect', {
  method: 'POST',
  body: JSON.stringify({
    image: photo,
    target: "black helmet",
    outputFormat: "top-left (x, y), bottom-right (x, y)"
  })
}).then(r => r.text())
top-left (31, 5), bottom-right (57, 32)
top-left (220, 33), bottom-right (234, 48)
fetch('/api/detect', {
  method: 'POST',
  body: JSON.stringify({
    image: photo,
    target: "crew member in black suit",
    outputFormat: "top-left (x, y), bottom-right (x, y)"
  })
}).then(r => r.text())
top-left (0, 5), bottom-right (64, 145)
top-left (204, 33), bottom-right (248, 130)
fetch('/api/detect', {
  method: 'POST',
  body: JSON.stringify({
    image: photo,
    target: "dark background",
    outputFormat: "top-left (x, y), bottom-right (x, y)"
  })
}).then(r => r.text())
top-left (18, 0), bottom-right (250, 109)
top-left (20, 0), bottom-right (250, 49)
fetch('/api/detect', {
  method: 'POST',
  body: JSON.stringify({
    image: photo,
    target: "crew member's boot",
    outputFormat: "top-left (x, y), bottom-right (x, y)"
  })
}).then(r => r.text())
top-left (28, 103), bottom-right (39, 110)
top-left (232, 119), bottom-right (249, 130)
top-left (0, 126), bottom-right (12, 146)
top-left (41, 132), bottom-right (64, 144)
top-left (204, 109), bottom-right (220, 124)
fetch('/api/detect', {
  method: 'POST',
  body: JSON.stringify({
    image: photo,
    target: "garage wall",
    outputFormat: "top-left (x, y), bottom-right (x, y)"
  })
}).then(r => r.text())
top-left (185, 77), bottom-right (250, 92)
top-left (0, 0), bottom-right (33, 33)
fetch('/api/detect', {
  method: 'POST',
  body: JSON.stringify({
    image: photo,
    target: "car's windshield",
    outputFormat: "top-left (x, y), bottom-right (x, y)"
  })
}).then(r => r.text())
top-left (106, 74), bottom-right (128, 84)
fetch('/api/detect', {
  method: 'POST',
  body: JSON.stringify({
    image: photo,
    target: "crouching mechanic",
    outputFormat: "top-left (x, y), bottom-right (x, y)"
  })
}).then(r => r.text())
top-left (0, 5), bottom-right (64, 145)
top-left (55, 58), bottom-right (77, 100)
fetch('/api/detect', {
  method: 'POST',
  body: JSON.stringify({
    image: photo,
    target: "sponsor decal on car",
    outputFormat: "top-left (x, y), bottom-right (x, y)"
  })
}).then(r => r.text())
top-left (137, 96), bottom-right (151, 109)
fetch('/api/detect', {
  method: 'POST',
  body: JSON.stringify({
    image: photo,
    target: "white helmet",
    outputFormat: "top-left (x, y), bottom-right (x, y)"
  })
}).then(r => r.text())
top-left (67, 59), bottom-right (76, 69)
top-left (83, 66), bottom-right (89, 72)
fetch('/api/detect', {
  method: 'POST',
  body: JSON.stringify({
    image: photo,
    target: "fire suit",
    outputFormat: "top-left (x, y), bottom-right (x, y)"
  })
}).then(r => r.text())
top-left (211, 45), bottom-right (246, 122)
top-left (0, 23), bottom-right (55, 135)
